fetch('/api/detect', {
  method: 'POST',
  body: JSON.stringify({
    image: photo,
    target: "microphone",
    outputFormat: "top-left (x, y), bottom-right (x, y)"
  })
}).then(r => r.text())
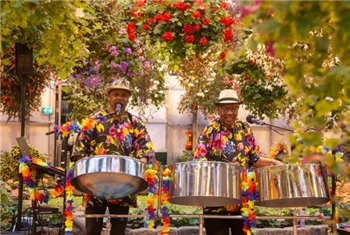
top-left (246, 115), bottom-right (265, 125)
top-left (115, 101), bottom-right (123, 116)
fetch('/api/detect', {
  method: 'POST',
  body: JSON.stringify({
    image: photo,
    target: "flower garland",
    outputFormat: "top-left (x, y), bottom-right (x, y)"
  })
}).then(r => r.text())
top-left (54, 120), bottom-right (81, 138)
top-left (64, 162), bottom-right (75, 234)
top-left (53, 120), bottom-right (83, 234)
top-left (268, 140), bottom-right (288, 160)
top-left (160, 167), bottom-right (171, 234)
top-left (19, 156), bottom-right (65, 203)
top-left (241, 168), bottom-right (258, 235)
top-left (144, 153), bottom-right (158, 229)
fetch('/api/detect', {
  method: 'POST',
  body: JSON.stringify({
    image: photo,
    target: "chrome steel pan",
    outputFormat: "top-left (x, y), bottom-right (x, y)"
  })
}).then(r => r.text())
top-left (255, 163), bottom-right (330, 207)
top-left (71, 155), bottom-right (148, 200)
top-left (169, 161), bottom-right (241, 206)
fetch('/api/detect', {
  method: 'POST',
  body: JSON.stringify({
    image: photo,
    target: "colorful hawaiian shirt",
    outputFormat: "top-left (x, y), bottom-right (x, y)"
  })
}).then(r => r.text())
top-left (73, 109), bottom-right (154, 207)
top-left (194, 118), bottom-right (260, 168)
top-left (194, 118), bottom-right (260, 214)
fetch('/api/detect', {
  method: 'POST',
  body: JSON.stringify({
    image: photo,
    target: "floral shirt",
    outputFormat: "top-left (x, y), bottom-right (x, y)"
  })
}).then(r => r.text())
top-left (73, 109), bottom-right (154, 207)
top-left (194, 118), bottom-right (260, 168)
top-left (194, 118), bottom-right (260, 214)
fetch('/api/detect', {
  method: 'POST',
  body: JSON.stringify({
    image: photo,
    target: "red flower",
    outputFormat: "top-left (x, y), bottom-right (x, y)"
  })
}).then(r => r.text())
top-left (136, 0), bottom-right (145, 7)
top-left (248, 59), bottom-right (255, 65)
top-left (162, 12), bottom-right (172, 22)
top-left (183, 24), bottom-right (194, 34)
top-left (130, 9), bottom-right (144, 18)
top-left (220, 51), bottom-right (226, 60)
top-left (128, 33), bottom-right (136, 40)
top-left (147, 18), bottom-right (154, 24)
top-left (220, 17), bottom-right (235, 27)
top-left (162, 32), bottom-right (174, 41)
top-left (243, 225), bottom-right (249, 232)
top-left (220, 2), bottom-right (227, 9)
top-left (127, 22), bottom-right (137, 41)
top-left (154, 13), bottom-right (164, 22)
top-left (185, 35), bottom-right (195, 43)
top-left (194, 0), bottom-right (203, 4)
top-left (212, 7), bottom-right (218, 12)
top-left (193, 24), bottom-right (201, 31)
top-left (199, 37), bottom-right (207, 45)
top-left (202, 17), bottom-right (210, 25)
top-left (223, 29), bottom-right (233, 42)
top-left (142, 24), bottom-right (150, 30)
top-left (191, 10), bottom-right (201, 19)
top-left (265, 40), bottom-right (275, 57)
top-left (174, 2), bottom-right (191, 11)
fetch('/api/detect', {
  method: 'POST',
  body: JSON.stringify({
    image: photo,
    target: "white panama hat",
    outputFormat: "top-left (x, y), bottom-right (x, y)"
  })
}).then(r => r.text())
top-left (105, 78), bottom-right (134, 96)
top-left (215, 89), bottom-right (242, 105)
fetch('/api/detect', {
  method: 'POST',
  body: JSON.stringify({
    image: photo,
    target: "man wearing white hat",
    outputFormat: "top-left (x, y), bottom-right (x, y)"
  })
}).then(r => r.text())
top-left (73, 78), bottom-right (154, 235)
top-left (194, 89), bottom-right (282, 235)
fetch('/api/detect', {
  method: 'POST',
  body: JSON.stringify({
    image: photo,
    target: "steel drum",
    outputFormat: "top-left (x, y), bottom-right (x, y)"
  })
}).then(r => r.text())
top-left (169, 161), bottom-right (241, 207)
top-left (256, 163), bottom-right (330, 207)
top-left (71, 155), bottom-right (148, 200)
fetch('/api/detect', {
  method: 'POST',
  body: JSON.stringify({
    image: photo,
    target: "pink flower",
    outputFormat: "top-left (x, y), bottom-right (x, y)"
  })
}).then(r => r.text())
top-left (119, 28), bottom-right (127, 34)
top-left (144, 61), bottom-right (151, 69)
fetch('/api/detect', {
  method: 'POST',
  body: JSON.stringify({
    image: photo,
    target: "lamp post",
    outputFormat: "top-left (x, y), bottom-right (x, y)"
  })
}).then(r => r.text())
top-left (15, 43), bottom-right (33, 231)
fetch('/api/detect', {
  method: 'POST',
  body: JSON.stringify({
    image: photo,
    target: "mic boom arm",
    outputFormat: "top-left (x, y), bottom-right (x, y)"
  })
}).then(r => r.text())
top-left (246, 115), bottom-right (294, 132)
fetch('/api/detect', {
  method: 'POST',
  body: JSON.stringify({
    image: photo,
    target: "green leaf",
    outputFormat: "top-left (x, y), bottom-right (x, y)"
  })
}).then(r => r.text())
top-left (11, 2), bottom-right (22, 8)
top-left (19, 20), bottom-right (28, 28)
top-left (2, 58), bottom-right (11, 66)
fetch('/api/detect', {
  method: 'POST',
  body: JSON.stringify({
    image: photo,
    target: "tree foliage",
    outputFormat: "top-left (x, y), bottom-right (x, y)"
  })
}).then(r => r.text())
top-left (245, 1), bottom-right (350, 130)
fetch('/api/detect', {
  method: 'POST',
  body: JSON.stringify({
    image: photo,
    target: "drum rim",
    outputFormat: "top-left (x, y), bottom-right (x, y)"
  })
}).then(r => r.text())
top-left (255, 162), bottom-right (324, 171)
top-left (171, 160), bottom-right (242, 168)
top-left (74, 154), bottom-right (145, 164)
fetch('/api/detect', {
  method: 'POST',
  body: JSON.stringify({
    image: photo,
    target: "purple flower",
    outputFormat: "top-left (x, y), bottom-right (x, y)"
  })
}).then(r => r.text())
top-left (119, 62), bottom-right (129, 71)
top-left (127, 71), bottom-right (135, 77)
top-left (110, 61), bottom-right (117, 69)
top-left (111, 50), bottom-right (119, 57)
top-left (124, 48), bottom-right (132, 54)
top-left (109, 46), bottom-right (117, 51)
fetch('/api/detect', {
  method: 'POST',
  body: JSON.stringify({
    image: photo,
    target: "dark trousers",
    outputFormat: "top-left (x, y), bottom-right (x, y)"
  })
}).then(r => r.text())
top-left (85, 199), bottom-right (129, 235)
top-left (204, 207), bottom-right (245, 235)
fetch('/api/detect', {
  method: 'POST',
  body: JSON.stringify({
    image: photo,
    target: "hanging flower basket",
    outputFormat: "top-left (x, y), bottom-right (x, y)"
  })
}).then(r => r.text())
top-left (128, 0), bottom-right (239, 66)
top-left (0, 42), bottom-right (50, 121)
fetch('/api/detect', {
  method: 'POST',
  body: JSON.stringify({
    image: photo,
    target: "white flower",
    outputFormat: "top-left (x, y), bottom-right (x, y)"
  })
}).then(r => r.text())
top-left (325, 96), bottom-right (333, 102)
top-left (196, 92), bottom-right (205, 97)
top-left (75, 8), bottom-right (85, 18)
top-left (188, 83), bottom-right (194, 87)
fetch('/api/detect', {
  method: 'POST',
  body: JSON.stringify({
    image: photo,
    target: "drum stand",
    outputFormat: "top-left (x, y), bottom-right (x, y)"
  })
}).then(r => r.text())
top-left (75, 214), bottom-right (146, 235)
